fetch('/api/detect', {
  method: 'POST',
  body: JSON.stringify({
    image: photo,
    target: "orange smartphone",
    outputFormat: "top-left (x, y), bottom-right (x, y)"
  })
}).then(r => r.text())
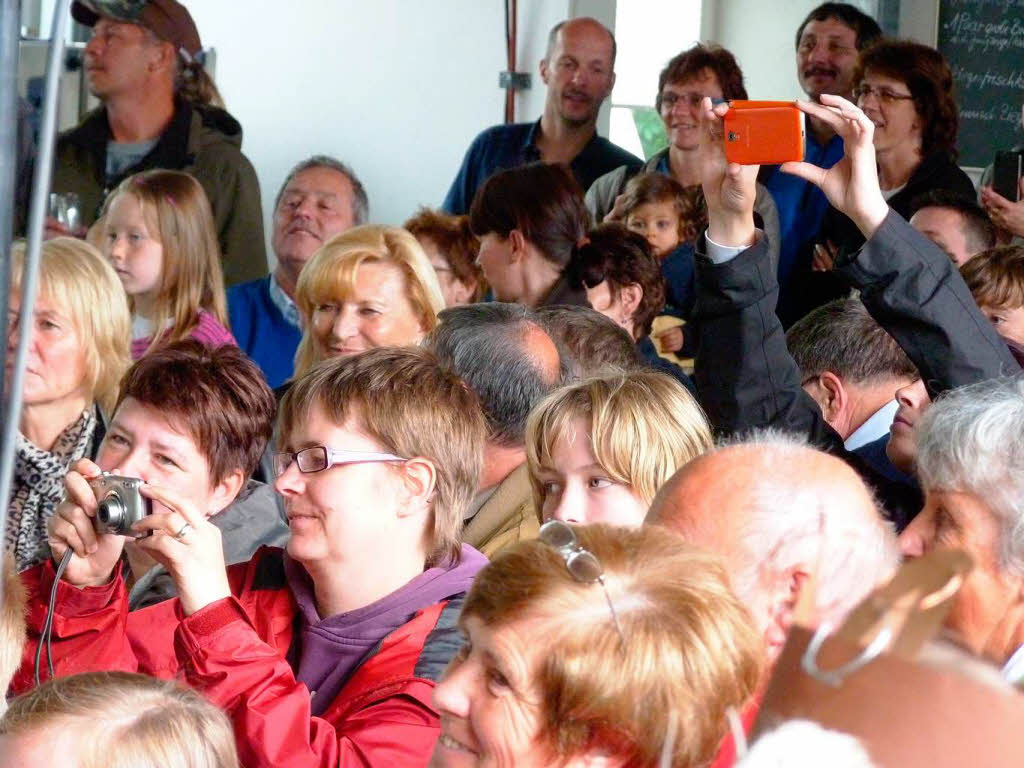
top-left (723, 100), bottom-right (805, 165)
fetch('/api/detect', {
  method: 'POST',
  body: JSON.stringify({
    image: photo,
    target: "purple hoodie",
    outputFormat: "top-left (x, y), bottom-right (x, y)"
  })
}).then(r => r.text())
top-left (284, 544), bottom-right (488, 716)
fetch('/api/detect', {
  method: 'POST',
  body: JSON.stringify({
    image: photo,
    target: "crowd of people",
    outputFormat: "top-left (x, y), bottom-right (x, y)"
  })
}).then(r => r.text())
top-left (3, 0), bottom-right (1024, 766)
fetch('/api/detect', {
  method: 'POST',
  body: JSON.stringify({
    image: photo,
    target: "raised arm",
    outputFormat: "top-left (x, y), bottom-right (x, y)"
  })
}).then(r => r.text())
top-left (781, 96), bottom-right (1020, 395)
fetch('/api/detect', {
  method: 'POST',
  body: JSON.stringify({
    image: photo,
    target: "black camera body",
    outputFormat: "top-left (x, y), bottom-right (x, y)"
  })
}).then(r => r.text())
top-left (89, 474), bottom-right (152, 536)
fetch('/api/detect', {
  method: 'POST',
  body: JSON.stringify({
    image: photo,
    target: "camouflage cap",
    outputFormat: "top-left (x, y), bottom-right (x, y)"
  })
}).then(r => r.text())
top-left (72, 0), bottom-right (202, 59)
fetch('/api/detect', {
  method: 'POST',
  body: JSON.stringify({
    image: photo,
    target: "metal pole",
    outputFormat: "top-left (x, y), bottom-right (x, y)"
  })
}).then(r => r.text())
top-left (0, 0), bottom-right (73, 592)
top-left (0, 0), bottom-right (21, 413)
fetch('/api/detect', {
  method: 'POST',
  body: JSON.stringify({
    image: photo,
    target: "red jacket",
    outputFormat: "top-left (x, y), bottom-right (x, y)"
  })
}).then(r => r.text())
top-left (13, 547), bottom-right (465, 767)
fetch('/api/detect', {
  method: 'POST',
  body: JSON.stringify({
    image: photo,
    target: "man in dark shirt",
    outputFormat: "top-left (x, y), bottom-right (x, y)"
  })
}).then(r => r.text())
top-left (442, 16), bottom-right (641, 214)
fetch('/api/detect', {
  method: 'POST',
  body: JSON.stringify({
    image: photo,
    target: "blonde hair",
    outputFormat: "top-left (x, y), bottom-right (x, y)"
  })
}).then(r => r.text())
top-left (0, 671), bottom-right (239, 768)
top-left (526, 371), bottom-right (713, 515)
top-left (293, 226), bottom-right (445, 378)
top-left (0, 560), bottom-right (27, 717)
top-left (10, 238), bottom-right (132, 413)
top-left (105, 170), bottom-right (227, 356)
top-left (460, 523), bottom-right (764, 767)
top-left (961, 245), bottom-right (1024, 311)
top-left (278, 347), bottom-right (486, 566)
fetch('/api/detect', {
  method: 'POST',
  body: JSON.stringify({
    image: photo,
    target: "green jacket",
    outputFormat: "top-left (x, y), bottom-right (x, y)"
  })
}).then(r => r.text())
top-left (50, 96), bottom-right (267, 286)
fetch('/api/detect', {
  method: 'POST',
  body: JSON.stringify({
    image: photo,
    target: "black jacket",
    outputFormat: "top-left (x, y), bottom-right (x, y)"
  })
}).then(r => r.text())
top-left (693, 210), bottom-right (1019, 529)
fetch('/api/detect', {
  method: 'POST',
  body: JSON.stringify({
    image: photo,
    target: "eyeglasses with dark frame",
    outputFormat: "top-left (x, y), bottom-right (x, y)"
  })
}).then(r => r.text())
top-left (854, 82), bottom-right (915, 106)
top-left (538, 520), bottom-right (627, 645)
top-left (273, 445), bottom-right (407, 477)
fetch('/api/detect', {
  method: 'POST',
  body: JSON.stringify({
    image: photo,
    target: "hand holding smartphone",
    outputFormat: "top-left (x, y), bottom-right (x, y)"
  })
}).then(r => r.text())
top-left (724, 100), bottom-right (806, 165)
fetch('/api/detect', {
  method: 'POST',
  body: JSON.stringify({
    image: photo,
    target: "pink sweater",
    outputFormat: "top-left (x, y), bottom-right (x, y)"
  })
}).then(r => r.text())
top-left (131, 309), bottom-right (236, 360)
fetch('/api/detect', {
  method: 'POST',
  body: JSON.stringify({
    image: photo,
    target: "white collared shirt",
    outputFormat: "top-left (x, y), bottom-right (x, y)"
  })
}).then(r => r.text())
top-left (844, 399), bottom-right (899, 451)
top-left (269, 272), bottom-right (301, 329)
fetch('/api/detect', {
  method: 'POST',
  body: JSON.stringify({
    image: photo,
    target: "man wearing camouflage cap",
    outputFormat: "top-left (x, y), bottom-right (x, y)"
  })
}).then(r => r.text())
top-left (44, 0), bottom-right (266, 285)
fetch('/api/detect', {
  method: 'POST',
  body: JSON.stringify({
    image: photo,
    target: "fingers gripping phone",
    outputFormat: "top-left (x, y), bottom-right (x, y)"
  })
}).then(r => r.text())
top-left (724, 100), bottom-right (806, 165)
top-left (993, 150), bottom-right (1023, 202)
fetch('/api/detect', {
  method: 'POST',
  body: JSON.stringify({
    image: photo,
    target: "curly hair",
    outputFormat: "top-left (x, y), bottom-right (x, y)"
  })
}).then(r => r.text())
top-left (855, 40), bottom-right (960, 159)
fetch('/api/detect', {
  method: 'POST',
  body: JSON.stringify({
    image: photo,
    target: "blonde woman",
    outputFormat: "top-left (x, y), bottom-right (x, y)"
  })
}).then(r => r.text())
top-left (6, 238), bottom-right (131, 571)
top-left (526, 370), bottom-right (712, 526)
top-left (0, 671), bottom-right (238, 768)
top-left (292, 225), bottom-right (445, 380)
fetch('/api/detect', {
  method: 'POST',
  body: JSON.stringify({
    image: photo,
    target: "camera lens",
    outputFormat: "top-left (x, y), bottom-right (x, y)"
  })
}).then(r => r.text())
top-left (97, 494), bottom-right (127, 534)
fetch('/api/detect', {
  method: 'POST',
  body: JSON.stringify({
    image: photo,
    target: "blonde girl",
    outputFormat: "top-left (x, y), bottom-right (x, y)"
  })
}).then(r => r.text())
top-left (102, 170), bottom-right (233, 359)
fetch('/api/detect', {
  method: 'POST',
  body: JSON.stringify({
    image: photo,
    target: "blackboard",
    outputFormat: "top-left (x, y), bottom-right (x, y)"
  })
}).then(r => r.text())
top-left (937, 0), bottom-right (1024, 168)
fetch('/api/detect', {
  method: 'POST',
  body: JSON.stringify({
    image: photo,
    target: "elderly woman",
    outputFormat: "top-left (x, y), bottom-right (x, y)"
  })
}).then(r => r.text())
top-left (526, 372), bottom-right (711, 528)
top-left (6, 237), bottom-right (131, 571)
top-left (292, 225), bottom-right (445, 379)
top-left (17, 347), bottom-right (488, 766)
top-left (429, 523), bottom-right (763, 767)
top-left (900, 376), bottom-right (1024, 666)
top-left (404, 208), bottom-right (487, 307)
top-left (470, 163), bottom-right (592, 308)
top-left (0, 671), bottom-right (239, 768)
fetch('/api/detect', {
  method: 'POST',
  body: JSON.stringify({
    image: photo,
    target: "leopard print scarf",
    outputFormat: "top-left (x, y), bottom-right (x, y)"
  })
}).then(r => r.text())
top-left (6, 408), bottom-right (97, 571)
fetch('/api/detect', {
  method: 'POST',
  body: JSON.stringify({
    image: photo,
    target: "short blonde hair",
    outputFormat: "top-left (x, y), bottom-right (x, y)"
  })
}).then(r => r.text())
top-left (293, 225), bottom-right (445, 378)
top-left (460, 523), bottom-right (764, 767)
top-left (10, 238), bottom-right (132, 414)
top-left (106, 170), bottom-right (228, 356)
top-left (0, 561), bottom-right (26, 716)
top-left (526, 371), bottom-right (713, 515)
top-left (278, 347), bottom-right (486, 566)
top-left (0, 671), bottom-right (238, 768)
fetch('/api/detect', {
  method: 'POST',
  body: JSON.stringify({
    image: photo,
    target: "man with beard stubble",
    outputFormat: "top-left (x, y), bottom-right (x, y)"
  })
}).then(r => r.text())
top-left (442, 17), bottom-right (641, 215)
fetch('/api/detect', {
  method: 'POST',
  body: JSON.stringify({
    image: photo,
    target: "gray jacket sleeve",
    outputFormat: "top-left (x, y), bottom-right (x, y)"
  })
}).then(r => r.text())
top-left (835, 210), bottom-right (1020, 397)
top-left (584, 164), bottom-right (630, 223)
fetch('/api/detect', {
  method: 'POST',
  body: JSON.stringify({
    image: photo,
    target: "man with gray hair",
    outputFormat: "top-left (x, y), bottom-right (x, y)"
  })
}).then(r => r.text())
top-left (424, 303), bottom-right (565, 557)
top-left (647, 430), bottom-right (900, 663)
top-left (787, 298), bottom-right (917, 449)
top-left (228, 155), bottom-right (368, 387)
top-left (900, 376), bottom-right (1024, 666)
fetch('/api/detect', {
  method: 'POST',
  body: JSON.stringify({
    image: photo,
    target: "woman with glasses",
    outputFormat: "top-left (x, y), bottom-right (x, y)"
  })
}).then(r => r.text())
top-left (15, 347), bottom-right (490, 767)
top-left (429, 522), bottom-right (764, 767)
top-left (585, 44), bottom-right (780, 263)
top-left (525, 370), bottom-right (711, 528)
top-left (818, 40), bottom-right (975, 257)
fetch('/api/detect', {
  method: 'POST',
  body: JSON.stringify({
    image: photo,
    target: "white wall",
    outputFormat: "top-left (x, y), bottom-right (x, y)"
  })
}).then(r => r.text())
top-left (186, 0), bottom-right (575, 258)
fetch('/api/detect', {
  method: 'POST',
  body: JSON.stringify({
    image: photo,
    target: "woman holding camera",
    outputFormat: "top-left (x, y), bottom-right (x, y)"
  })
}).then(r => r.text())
top-left (5, 238), bottom-right (131, 572)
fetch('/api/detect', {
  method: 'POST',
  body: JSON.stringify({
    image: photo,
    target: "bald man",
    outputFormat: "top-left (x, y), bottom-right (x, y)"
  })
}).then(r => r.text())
top-left (647, 432), bottom-right (899, 661)
top-left (442, 16), bottom-right (640, 214)
top-left (423, 302), bottom-right (565, 557)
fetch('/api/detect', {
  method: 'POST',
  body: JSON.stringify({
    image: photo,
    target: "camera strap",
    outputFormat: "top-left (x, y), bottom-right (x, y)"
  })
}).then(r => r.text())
top-left (33, 548), bottom-right (73, 686)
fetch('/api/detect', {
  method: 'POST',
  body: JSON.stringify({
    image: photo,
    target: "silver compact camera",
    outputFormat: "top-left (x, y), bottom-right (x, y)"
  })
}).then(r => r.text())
top-left (89, 474), bottom-right (152, 536)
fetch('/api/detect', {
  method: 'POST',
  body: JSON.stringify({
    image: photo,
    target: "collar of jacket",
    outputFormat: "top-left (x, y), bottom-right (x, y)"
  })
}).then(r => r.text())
top-left (64, 94), bottom-right (195, 186)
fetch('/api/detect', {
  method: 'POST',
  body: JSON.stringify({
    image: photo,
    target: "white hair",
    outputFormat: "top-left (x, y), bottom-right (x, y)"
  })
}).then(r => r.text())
top-left (723, 430), bottom-right (901, 628)
top-left (915, 376), bottom-right (1024, 576)
top-left (738, 720), bottom-right (877, 768)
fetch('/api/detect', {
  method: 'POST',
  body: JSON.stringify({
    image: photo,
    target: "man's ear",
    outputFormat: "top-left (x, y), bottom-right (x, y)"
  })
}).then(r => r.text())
top-left (618, 282), bottom-right (643, 320)
top-left (508, 229), bottom-right (528, 263)
top-left (148, 40), bottom-right (176, 75)
top-left (396, 457), bottom-right (437, 519)
top-left (206, 468), bottom-right (246, 517)
top-left (817, 371), bottom-right (849, 429)
top-left (765, 566), bottom-right (811, 649)
top-left (539, 57), bottom-right (551, 85)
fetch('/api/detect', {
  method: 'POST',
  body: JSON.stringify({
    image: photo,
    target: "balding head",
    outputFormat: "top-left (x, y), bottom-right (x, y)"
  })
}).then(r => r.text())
top-left (423, 302), bottom-right (566, 447)
top-left (647, 432), bottom-right (899, 660)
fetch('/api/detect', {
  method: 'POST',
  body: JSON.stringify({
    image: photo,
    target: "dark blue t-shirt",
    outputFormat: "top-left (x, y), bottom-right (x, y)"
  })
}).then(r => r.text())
top-left (442, 120), bottom-right (642, 215)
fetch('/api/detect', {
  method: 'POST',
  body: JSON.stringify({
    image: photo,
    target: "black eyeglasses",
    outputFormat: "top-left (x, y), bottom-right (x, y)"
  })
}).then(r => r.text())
top-left (273, 445), bottom-right (406, 477)
top-left (854, 83), bottom-right (914, 106)
top-left (538, 520), bottom-right (626, 644)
